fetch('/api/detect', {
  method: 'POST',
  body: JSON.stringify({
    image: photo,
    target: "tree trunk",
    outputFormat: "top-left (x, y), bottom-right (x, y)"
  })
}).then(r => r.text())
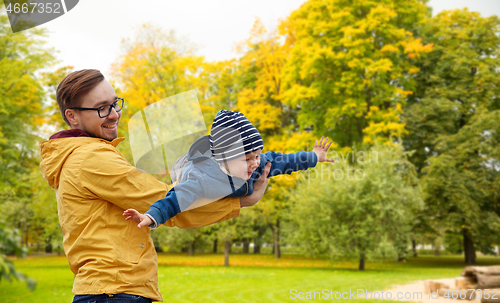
top-left (272, 230), bottom-right (281, 258)
top-left (213, 239), bottom-right (218, 253)
top-left (434, 244), bottom-right (440, 256)
top-left (24, 223), bottom-right (28, 247)
top-left (154, 243), bottom-right (163, 253)
top-left (243, 240), bottom-right (250, 254)
top-left (359, 254), bottom-right (365, 271)
top-left (254, 226), bottom-right (265, 254)
top-left (188, 242), bottom-right (195, 256)
top-left (397, 253), bottom-right (405, 262)
top-left (45, 236), bottom-right (53, 253)
top-left (254, 243), bottom-right (261, 254)
top-left (45, 243), bottom-right (53, 253)
top-left (224, 241), bottom-right (231, 267)
top-left (355, 117), bottom-right (364, 142)
top-left (271, 220), bottom-right (281, 259)
top-left (151, 233), bottom-right (163, 252)
top-left (412, 240), bottom-right (417, 257)
top-left (463, 229), bottom-right (476, 265)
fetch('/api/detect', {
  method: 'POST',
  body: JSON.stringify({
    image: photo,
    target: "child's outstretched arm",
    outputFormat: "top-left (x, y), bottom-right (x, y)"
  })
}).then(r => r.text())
top-left (123, 209), bottom-right (154, 229)
top-left (313, 136), bottom-right (335, 163)
top-left (263, 136), bottom-right (335, 178)
top-left (124, 170), bottom-right (238, 229)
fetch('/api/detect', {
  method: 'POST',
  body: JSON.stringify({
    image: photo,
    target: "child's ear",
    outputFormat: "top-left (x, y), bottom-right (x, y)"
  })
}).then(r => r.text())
top-left (222, 161), bottom-right (230, 173)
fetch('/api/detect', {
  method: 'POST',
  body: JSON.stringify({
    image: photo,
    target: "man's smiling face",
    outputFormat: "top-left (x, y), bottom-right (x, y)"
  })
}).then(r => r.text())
top-left (69, 79), bottom-right (121, 141)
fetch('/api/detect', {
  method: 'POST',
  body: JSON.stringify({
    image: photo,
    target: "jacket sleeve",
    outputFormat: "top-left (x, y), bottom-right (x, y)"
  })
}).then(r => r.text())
top-left (264, 151), bottom-right (318, 177)
top-left (145, 177), bottom-right (208, 225)
top-left (162, 191), bottom-right (241, 229)
top-left (79, 145), bottom-right (240, 226)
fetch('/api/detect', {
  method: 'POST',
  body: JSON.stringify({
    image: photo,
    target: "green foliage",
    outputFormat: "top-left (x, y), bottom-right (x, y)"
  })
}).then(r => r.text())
top-left (233, 19), bottom-right (321, 258)
top-left (151, 225), bottom-right (213, 254)
top-left (216, 210), bottom-right (257, 244)
top-left (422, 110), bottom-right (500, 256)
top-left (3, 0), bottom-right (500, 276)
top-left (444, 232), bottom-right (463, 255)
top-left (0, 8), bottom-right (54, 290)
top-left (404, 8), bottom-right (500, 261)
top-left (289, 143), bottom-right (423, 267)
top-left (404, 8), bottom-right (500, 173)
top-left (0, 223), bottom-right (36, 291)
top-left (42, 66), bottom-right (74, 131)
top-left (281, 0), bottom-right (432, 147)
top-left (0, 13), bottom-right (54, 193)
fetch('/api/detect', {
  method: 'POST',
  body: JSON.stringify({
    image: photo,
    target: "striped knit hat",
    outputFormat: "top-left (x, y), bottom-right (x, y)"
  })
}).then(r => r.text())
top-left (209, 110), bottom-right (263, 162)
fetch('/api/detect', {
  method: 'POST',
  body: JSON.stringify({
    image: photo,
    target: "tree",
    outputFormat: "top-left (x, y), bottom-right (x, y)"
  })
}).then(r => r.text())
top-left (0, 5), bottom-right (54, 288)
top-left (215, 210), bottom-right (256, 266)
top-left (0, 12), bottom-right (54, 196)
top-left (280, 0), bottom-right (432, 147)
top-left (235, 19), bottom-right (317, 258)
top-left (289, 143), bottom-right (423, 270)
top-left (403, 9), bottom-right (500, 264)
top-left (150, 225), bottom-right (212, 256)
top-left (112, 24), bottom-right (235, 168)
top-left (422, 110), bottom-right (500, 264)
top-left (0, 222), bottom-right (36, 290)
top-left (42, 66), bottom-right (74, 132)
top-left (29, 168), bottom-right (62, 254)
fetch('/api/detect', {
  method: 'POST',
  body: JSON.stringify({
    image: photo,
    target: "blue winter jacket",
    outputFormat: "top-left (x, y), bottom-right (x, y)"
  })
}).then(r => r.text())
top-left (145, 136), bottom-right (318, 226)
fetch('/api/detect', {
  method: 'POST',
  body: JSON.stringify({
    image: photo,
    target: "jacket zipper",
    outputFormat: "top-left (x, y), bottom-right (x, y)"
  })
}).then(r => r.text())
top-left (245, 181), bottom-right (249, 195)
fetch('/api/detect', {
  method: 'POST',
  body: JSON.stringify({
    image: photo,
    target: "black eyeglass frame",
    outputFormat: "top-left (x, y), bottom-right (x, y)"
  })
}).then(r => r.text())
top-left (70, 98), bottom-right (124, 118)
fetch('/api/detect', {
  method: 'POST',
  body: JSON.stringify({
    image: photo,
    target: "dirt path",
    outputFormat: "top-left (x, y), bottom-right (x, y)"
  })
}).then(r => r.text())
top-left (373, 278), bottom-right (480, 303)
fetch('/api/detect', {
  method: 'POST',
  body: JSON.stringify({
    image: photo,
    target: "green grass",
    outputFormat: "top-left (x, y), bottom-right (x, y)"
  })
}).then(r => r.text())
top-left (2, 253), bottom-right (500, 302)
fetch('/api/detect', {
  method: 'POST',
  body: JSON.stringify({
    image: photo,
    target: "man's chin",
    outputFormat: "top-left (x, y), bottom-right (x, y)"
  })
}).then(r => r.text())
top-left (102, 132), bottom-right (118, 141)
top-left (83, 129), bottom-right (117, 141)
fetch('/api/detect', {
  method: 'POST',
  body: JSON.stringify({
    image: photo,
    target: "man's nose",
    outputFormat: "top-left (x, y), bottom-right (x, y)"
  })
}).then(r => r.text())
top-left (107, 106), bottom-right (120, 119)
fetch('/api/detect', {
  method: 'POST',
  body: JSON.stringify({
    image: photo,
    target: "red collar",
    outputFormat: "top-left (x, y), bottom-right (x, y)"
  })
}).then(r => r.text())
top-left (49, 129), bottom-right (91, 140)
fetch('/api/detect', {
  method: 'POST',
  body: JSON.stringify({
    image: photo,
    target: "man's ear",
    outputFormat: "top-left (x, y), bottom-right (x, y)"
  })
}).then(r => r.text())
top-left (65, 109), bottom-right (79, 127)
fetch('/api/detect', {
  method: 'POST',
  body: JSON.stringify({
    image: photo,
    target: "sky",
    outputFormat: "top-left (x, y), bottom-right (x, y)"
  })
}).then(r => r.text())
top-left (7, 0), bottom-right (500, 75)
top-left (40, 0), bottom-right (307, 75)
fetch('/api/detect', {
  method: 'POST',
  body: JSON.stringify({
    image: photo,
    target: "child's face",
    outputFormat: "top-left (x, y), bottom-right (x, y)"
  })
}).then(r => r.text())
top-left (224, 149), bottom-right (261, 180)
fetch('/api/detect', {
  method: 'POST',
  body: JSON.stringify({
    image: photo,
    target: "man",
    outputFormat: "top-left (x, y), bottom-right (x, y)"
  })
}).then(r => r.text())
top-left (39, 69), bottom-right (270, 303)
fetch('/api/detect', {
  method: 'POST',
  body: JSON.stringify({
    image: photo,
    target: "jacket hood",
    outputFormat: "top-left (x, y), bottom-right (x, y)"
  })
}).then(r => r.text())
top-left (187, 135), bottom-right (213, 162)
top-left (40, 129), bottom-right (124, 189)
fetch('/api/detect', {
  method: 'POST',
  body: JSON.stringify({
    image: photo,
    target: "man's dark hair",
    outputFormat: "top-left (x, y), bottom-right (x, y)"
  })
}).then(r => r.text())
top-left (56, 69), bottom-right (105, 125)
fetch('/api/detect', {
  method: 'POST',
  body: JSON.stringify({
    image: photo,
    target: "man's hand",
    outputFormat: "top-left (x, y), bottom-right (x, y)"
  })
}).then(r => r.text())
top-left (240, 162), bottom-right (271, 208)
top-left (123, 208), bottom-right (153, 229)
top-left (313, 136), bottom-right (335, 163)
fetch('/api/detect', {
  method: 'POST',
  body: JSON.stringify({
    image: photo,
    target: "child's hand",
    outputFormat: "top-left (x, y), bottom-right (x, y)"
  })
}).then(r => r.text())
top-left (123, 209), bottom-right (153, 229)
top-left (313, 136), bottom-right (335, 163)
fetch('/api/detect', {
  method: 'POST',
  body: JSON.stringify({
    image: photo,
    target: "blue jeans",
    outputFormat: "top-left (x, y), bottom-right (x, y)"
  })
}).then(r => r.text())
top-left (72, 293), bottom-right (153, 303)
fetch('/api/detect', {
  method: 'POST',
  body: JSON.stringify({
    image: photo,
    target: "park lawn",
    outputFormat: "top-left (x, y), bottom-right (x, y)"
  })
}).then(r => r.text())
top-left (1, 253), bottom-right (500, 303)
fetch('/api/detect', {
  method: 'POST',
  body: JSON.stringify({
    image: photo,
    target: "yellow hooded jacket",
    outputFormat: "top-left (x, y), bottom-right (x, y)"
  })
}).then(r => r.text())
top-left (39, 130), bottom-right (241, 301)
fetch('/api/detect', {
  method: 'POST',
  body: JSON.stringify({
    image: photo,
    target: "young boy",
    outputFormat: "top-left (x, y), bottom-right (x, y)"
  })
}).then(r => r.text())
top-left (124, 110), bottom-right (334, 228)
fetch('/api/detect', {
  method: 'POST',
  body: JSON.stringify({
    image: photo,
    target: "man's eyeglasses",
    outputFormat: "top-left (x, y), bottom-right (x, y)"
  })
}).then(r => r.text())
top-left (70, 98), bottom-right (124, 118)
